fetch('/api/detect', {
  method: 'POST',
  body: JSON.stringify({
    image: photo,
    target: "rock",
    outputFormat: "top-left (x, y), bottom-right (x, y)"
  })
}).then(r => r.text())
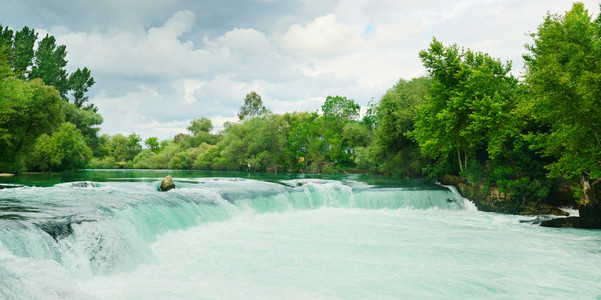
top-left (72, 181), bottom-right (95, 188)
top-left (160, 175), bottom-right (176, 191)
top-left (540, 217), bottom-right (581, 228)
top-left (578, 205), bottom-right (601, 229)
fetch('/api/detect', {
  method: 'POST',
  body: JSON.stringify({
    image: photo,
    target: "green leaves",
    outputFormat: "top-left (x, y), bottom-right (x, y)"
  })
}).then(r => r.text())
top-left (26, 122), bottom-right (92, 171)
top-left (68, 67), bottom-right (95, 110)
top-left (31, 34), bottom-right (69, 100)
top-left (238, 91), bottom-right (267, 121)
top-left (523, 2), bottom-right (601, 182)
top-left (413, 38), bottom-right (517, 174)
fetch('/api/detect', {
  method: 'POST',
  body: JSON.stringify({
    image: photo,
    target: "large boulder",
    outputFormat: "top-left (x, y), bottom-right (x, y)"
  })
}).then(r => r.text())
top-left (160, 175), bottom-right (176, 192)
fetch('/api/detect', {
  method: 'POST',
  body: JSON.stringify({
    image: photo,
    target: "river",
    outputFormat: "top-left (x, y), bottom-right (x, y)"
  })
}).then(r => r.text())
top-left (0, 170), bottom-right (599, 299)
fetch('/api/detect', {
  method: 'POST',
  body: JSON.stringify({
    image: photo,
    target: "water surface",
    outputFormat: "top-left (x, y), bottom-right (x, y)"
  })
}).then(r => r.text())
top-left (0, 170), bottom-right (599, 299)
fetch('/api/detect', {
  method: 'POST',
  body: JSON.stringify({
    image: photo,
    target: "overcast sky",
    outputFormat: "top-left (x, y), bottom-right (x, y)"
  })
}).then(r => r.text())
top-left (1, 0), bottom-right (599, 141)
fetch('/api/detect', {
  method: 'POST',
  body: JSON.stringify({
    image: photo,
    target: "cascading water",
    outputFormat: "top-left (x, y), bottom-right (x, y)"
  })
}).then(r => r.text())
top-left (0, 173), bottom-right (599, 299)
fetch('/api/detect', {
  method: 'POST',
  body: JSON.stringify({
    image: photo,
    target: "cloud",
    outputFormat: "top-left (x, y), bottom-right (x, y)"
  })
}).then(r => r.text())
top-left (282, 15), bottom-right (363, 55)
top-left (5, 0), bottom-right (598, 143)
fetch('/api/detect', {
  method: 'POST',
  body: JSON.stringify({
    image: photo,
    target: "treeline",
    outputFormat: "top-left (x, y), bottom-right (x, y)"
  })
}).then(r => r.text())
top-left (0, 25), bottom-right (101, 173)
top-left (89, 93), bottom-right (371, 174)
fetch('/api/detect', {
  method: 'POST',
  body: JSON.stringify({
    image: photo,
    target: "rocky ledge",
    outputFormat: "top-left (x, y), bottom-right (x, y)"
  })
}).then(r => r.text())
top-left (439, 175), bottom-right (568, 216)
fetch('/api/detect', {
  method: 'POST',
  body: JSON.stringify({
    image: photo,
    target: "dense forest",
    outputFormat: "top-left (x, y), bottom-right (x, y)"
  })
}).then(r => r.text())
top-left (1, 3), bottom-right (600, 223)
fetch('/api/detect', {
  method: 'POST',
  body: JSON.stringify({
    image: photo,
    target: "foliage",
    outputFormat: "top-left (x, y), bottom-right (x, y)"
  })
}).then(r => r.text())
top-left (30, 34), bottom-right (69, 100)
top-left (369, 77), bottom-right (430, 176)
top-left (63, 101), bottom-right (103, 151)
top-left (523, 2), bottom-right (601, 206)
top-left (187, 117), bottom-right (213, 135)
top-left (412, 38), bottom-right (518, 176)
top-left (0, 76), bottom-right (64, 172)
top-left (68, 67), bottom-right (96, 111)
top-left (144, 137), bottom-right (161, 153)
top-left (26, 122), bottom-right (92, 171)
top-left (238, 91), bottom-right (267, 121)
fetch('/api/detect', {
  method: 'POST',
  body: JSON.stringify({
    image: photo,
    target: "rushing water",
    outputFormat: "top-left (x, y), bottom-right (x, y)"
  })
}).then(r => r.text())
top-left (0, 170), bottom-right (600, 299)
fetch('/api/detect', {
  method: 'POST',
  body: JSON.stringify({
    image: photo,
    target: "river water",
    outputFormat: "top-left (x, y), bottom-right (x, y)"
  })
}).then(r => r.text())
top-left (0, 170), bottom-right (599, 299)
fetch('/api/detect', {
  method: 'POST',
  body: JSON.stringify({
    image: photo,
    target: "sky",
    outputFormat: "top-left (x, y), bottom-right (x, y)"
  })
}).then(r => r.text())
top-left (1, 0), bottom-right (600, 142)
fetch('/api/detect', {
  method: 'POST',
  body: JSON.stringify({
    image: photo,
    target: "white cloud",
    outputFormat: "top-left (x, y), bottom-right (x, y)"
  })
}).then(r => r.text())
top-left (16, 0), bottom-right (597, 143)
top-left (282, 15), bottom-right (363, 55)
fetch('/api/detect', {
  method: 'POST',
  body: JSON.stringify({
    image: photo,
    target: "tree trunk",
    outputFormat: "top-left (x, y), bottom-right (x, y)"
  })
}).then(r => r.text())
top-left (457, 148), bottom-right (463, 173)
top-left (580, 175), bottom-right (594, 207)
top-left (578, 175), bottom-right (601, 229)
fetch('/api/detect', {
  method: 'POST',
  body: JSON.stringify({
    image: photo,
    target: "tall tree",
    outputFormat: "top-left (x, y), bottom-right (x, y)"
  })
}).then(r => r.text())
top-left (238, 91), bottom-right (266, 121)
top-left (30, 34), bottom-right (69, 100)
top-left (412, 38), bottom-right (518, 175)
top-left (0, 25), bottom-right (13, 52)
top-left (523, 2), bottom-right (601, 225)
top-left (68, 67), bottom-right (96, 110)
top-left (11, 26), bottom-right (36, 78)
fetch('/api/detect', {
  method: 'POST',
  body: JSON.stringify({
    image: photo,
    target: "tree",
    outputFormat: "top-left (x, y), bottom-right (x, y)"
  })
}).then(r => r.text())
top-left (30, 34), bottom-right (69, 100)
top-left (371, 77), bottom-right (431, 176)
top-left (68, 67), bottom-right (96, 110)
top-left (412, 38), bottom-right (518, 176)
top-left (26, 122), bottom-right (92, 171)
top-left (126, 133), bottom-right (142, 161)
top-left (145, 137), bottom-right (161, 153)
top-left (187, 117), bottom-right (213, 135)
top-left (0, 25), bottom-right (13, 51)
top-left (320, 96), bottom-right (361, 169)
top-left (11, 26), bottom-right (36, 78)
top-left (63, 102), bottom-right (103, 151)
top-left (238, 91), bottom-right (266, 121)
top-left (523, 2), bottom-right (601, 224)
top-left (0, 76), bottom-right (64, 172)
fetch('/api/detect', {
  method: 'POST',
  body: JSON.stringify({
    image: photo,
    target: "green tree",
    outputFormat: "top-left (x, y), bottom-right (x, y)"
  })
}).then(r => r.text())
top-left (320, 95), bottom-right (361, 169)
top-left (412, 38), bottom-right (518, 176)
top-left (126, 133), bottom-right (142, 161)
top-left (68, 67), bottom-right (95, 110)
top-left (0, 76), bottom-right (64, 172)
top-left (187, 117), bottom-right (213, 134)
top-left (238, 91), bottom-right (267, 121)
top-left (145, 137), bottom-right (161, 153)
top-left (0, 26), bottom-right (13, 51)
top-left (11, 26), bottom-right (36, 78)
top-left (63, 102), bottom-right (103, 151)
top-left (523, 2), bottom-right (601, 221)
top-left (30, 34), bottom-right (69, 100)
top-left (26, 122), bottom-right (92, 171)
top-left (371, 77), bottom-right (431, 176)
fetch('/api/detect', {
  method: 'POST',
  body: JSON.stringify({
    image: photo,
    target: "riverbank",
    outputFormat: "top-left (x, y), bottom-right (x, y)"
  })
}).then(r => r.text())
top-left (439, 174), bottom-right (601, 229)
top-left (439, 175), bottom-right (570, 216)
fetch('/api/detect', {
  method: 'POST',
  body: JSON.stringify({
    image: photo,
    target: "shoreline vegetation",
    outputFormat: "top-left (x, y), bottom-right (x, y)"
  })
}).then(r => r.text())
top-left (1, 2), bottom-right (601, 228)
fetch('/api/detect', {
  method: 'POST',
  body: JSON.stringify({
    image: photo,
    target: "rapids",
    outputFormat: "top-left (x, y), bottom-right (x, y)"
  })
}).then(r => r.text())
top-left (0, 170), bottom-right (599, 299)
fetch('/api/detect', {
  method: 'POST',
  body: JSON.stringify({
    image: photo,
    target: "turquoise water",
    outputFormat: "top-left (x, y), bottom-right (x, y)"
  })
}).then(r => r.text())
top-left (0, 170), bottom-right (600, 299)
